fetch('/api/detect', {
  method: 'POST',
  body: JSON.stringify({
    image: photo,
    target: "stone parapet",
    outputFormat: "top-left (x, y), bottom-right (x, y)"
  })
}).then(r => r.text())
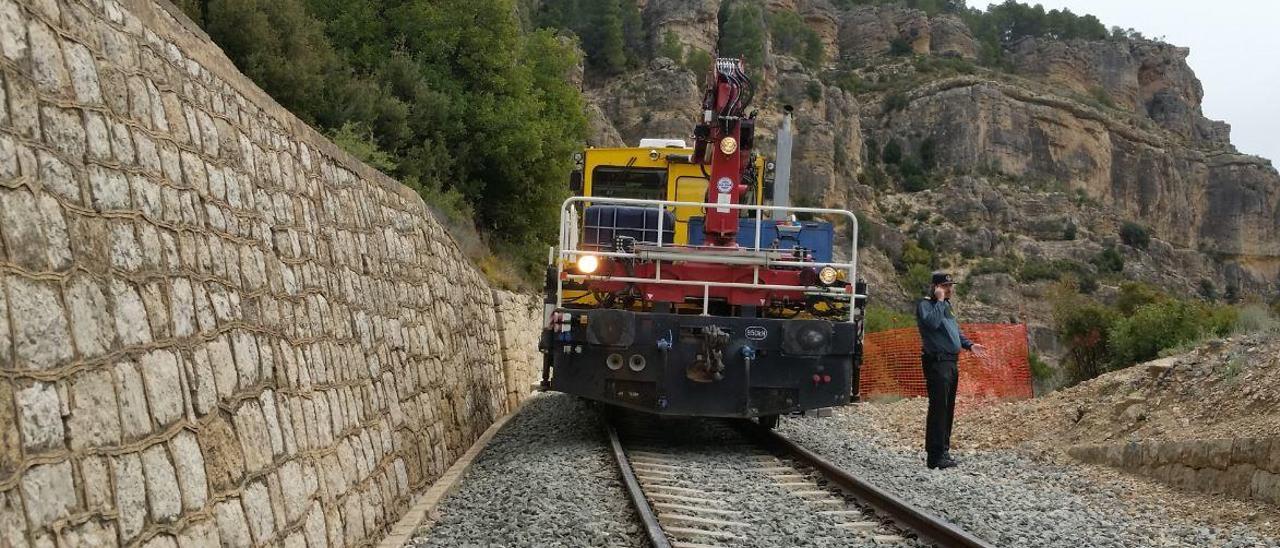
top-left (0, 0), bottom-right (542, 546)
top-left (1069, 438), bottom-right (1280, 506)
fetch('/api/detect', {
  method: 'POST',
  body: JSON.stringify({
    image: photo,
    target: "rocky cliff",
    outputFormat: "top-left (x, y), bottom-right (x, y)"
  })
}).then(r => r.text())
top-left (575, 1), bottom-right (1280, 358)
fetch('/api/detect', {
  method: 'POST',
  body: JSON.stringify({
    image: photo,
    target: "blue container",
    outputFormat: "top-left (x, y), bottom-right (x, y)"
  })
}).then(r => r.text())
top-left (686, 217), bottom-right (835, 262)
top-left (583, 205), bottom-right (676, 247)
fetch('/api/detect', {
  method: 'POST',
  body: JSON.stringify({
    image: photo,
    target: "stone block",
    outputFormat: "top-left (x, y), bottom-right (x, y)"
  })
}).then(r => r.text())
top-left (67, 368), bottom-right (121, 450)
top-left (111, 120), bottom-right (135, 165)
top-left (20, 460), bottom-right (77, 529)
top-left (303, 502), bottom-right (327, 548)
top-left (5, 65), bottom-right (38, 139)
top-left (140, 281), bottom-right (170, 339)
top-left (169, 431), bottom-right (208, 512)
top-left (1206, 438), bottom-right (1234, 470)
top-left (140, 533), bottom-right (177, 548)
top-left (170, 277), bottom-right (195, 337)
top-left (61, 518), bottom-right (116, 547)
top-left (111, 452), bottom-right (146, 542)
top-left (0, 381), bottom-right (18, 479)
top-left (64, 41), bottom-right (102, 105)
top-left (15, 381), bottom-right (63, 453)
top-left (139, 349), bottom-right (183, 427)
top-left (39, 105), bottom-right (85, 161)
top-left (0, 188), bottom-right (71, 272)
top-left (109, 279), bottom-right (152, 346)
top-left (241, 481), bottom-right (276, 544)
top-left (0, 0), bottom-right (28, 63)
top-left (1251, 470), bottom-right (1280, 504)
top-left (89, 165), bottom-right (132, 212)
top-left (231, 330), bottom-right (260, 388)
top-left (261, 390), bottom-right (284, 457)
top-left (176, 518), bottom-right (220, 547)
top-left (215, 499), bottom-right (251, 547)
top-left (84, 111), bottom-right (110, 161)
top-left (199, 414), bottom-right (244, 493)
top-left (233, 400), bottom-right (272, 474)
top-left (114, 360), bottom-right (153, 439)
top-left (108, 221), bottom-right (143, 271)
top-left (80, 456), bottom-right (113, 514)
top-left (28, 21), bottom-right (68, 96)
top-left (141, 444), bottom-right (181, 523)
top-left (8, 276), bottom-right (73, 371)
top-left (206, 335), bottom-right (237, 399)
top-left (189, 346), bottom-right (218, 415)
top-left (1267, 438), bottom-right (1280, 474)
top-left (65, 275), bottom-right (115, 358)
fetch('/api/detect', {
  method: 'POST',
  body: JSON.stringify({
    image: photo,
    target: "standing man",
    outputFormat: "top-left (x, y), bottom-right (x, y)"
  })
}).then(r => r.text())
top-left (916, 272), bottom-right (987, 470)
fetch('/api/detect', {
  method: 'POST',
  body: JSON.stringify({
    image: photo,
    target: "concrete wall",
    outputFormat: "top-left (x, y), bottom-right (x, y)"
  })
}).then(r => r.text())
top-left (1069, 438), bottom-right (1280, 506)
top-left (0, 0), bottom-right (542, 546)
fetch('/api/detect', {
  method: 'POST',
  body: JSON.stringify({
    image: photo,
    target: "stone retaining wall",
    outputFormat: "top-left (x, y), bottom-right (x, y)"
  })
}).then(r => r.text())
top-left (0, 0), bottom-right (542, 546)
top-left (1069, 438), bottom-right (1280, 506)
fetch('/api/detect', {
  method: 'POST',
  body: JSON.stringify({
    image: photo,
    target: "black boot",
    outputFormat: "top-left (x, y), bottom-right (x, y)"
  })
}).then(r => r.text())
top-left (926, 456), bottom-right (957, 470)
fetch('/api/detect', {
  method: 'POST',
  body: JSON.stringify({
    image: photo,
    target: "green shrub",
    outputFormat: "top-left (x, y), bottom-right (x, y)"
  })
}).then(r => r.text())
top-left (1119, 221), bottom-right (1151, 249)
top-left (1107, 300), bottom-right (1209, 366)
top-left (1235, 304), bottom-right (1280, 334)
top-left (1092, 246), bottom-right (1124, 273)
top-left (657, 30), bottom-right (684, 62)
top-left (864, 304), bottom-right (915, 333)
top-left (903, 263), bottom-right (934, 296)
top-left (888, 36), bottom-right (913, 56)
top-left (685, 49), bottom-right (713, 76)
top-left (903, 173), bottom-right (932, 193)
top-left (1115, 281), bottom-right (1163, 315)
top-left (883, 92), bottom-right (910, 113)
top-left (901, 240), bottom-right (933, 269)
top-left (971, 257), bottom-right (1016, 276)
top-left (1051, 285), bottom-right (1119, 383)
top-left (882, 139), bottom-right (903, 164)
top-left (806, 80), bottom-right (823, 103)
top-left (1028, 351), bottom-right (1053, 382)
top-left (1197, 278), bottom-right (1218, 301)
top-left (768, 10), bottom-right (825, 68)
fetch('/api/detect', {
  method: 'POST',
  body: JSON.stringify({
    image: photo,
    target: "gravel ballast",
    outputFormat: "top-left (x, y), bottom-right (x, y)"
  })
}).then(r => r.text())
top-left (407, 394), bottom-right (643, 547)
top-left (779, 407), bottom-right (1280, 548)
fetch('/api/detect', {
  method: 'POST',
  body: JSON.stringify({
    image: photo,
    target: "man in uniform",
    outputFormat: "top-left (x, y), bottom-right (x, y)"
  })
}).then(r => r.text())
top-left (916, 272), bottom-right (987, 469)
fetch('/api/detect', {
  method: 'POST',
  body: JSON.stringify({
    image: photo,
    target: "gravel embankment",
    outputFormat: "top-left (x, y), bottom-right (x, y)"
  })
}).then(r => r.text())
top-left (407, 394), bottom-right (643, 548)
top-left (779, 408), bottom-right (1280, 548)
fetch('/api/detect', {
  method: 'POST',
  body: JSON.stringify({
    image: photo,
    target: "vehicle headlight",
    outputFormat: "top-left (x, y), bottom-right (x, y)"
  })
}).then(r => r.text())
top-left (577, 255), bottom-right (600, 274)
top-left (818, 266), bottom-right (838, 286)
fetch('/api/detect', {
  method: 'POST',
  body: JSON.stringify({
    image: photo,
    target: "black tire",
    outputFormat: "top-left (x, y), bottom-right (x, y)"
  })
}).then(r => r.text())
top-left (758, 414), bottom-right (780, 430)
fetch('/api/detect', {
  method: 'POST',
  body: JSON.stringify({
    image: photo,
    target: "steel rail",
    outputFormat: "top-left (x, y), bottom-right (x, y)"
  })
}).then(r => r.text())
top-left (752, 426), bottom-right (995, 548)
top-left (606, 422), bottom-right (672, 548)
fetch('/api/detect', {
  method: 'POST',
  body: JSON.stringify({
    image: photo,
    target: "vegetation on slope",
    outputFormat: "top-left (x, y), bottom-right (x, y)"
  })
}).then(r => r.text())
top-left (175, 0), bottom-right (587, 282)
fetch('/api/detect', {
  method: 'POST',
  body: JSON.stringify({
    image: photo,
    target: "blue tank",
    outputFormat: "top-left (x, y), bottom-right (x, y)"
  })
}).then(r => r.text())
top-left (686, 217), bottom-right (835, 262)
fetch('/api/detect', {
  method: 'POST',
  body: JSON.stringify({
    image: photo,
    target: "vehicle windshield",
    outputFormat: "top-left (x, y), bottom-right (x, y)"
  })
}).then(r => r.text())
top-left (591, 167), bottom-right (667, 200)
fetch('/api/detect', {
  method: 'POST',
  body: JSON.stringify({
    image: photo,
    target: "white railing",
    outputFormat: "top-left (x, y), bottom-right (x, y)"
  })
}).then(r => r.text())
top-left (554, 196), bottom-right (864, 322)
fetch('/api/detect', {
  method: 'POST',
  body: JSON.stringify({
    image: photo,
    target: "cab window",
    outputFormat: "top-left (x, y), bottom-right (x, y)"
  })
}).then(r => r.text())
top-left (591, 167), bottom-right (667, 200)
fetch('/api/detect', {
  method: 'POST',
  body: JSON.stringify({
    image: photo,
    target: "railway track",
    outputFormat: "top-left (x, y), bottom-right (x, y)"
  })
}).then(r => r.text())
top-left (606, 412), bottom-right (994, 548)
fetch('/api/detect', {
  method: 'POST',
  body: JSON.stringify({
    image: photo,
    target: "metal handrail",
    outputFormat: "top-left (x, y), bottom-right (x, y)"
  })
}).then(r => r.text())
top-left (555, 196), bottom-right (861, 322)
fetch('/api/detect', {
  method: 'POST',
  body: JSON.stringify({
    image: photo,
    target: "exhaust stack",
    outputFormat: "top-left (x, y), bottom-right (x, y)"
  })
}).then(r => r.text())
top-left (772, 105), bottom-right (794, 219)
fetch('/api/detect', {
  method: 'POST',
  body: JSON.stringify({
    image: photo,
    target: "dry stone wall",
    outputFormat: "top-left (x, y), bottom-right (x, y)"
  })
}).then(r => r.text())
top-left (1069, 438), bottom-right (1280, 506)
top-left (0, 0), bottom-right (542, 546)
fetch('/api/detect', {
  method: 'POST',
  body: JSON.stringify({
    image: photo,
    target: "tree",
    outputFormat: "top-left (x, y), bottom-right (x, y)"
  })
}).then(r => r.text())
top-left (1119, 221), bottom-right (1151, 249)
top-left (718, 1), bottom-right (766, 71)
top-left (768, 10), bottom-right (824, 68)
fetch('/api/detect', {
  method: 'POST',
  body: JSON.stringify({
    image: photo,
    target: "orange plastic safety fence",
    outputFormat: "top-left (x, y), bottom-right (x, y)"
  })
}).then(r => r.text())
top-left (859, 324), bottom-right (1033, 406)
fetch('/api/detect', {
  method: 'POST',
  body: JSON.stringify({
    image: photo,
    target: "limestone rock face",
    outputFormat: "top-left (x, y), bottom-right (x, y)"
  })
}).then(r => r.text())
top-left (644, 0), bottom-right (721, 58)
top-left (838, 5), bottom-right (931, 60)
top-left (868, 79), bottom-right (1280, 281)
top-left (928, 14), bottom-right (977, 60)
top-left (1008, 38), bottom-right (1231, 148)
top-left (591, 58), bottom-right (702, 147)
top-left (769, 57), bottom-right (863, 207)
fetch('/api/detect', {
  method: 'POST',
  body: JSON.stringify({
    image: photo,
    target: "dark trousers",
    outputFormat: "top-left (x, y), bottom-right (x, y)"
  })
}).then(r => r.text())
top-left (922, 353), bottom-right (959, 461)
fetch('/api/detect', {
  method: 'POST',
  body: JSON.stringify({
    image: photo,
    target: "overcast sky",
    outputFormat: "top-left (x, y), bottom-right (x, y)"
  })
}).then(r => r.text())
top-left (1027, 0), bottom-right (1279, 162)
